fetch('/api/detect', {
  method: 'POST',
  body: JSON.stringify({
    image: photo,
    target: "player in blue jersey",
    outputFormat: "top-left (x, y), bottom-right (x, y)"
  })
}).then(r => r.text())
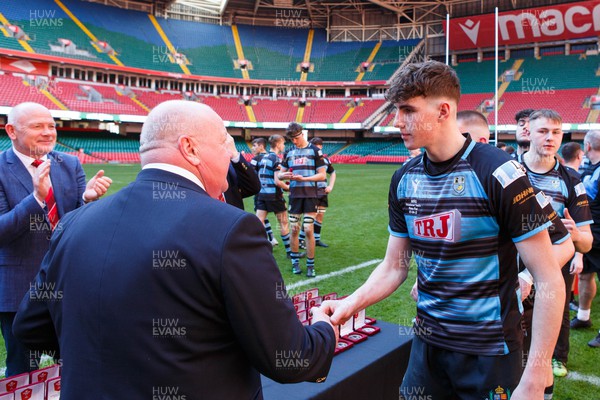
top-left (251, 135), bottom-right (295, 259)
top-left (278, 123), bottom-right (326, 277)
top-left (573, 130), bottom-right (600, 348)
top-left (321, 61), bottom-right (571, 400)
top-left (250, 137), bottom-right (277, 246)
top-left (517, 110), bottom-right (592, 391)
top-left (309, 137), bottom-right (336, 248)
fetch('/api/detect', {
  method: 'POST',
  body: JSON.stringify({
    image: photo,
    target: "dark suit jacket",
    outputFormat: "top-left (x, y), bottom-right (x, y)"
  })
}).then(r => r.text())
top-left (14, 168), bottom-right (335, 399)
top-left (0, 148), bottom-right (86, 312)
top-left (225, 156), bottom-right (261, 210)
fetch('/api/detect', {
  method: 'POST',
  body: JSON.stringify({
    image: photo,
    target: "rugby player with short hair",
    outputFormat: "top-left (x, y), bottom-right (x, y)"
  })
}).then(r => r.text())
top-left (517, 110), bottom-right (592, 390)
top-left (322, 60), bottom-right (572, 400)
top-left (278, 123), bottom-right (326, 277)
top-left (573, 130), bottom-right (600, 349)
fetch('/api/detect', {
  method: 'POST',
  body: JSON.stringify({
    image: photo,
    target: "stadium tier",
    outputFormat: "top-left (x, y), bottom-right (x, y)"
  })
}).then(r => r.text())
top-left (55, 132), bottom-right (140, 163)
top-left (0, 1), bottom-right (418, 82)
top-left (498, 89), bottom-right (595, 125)
top-left (302, 99), bottom-right (349, 123)
top-left (235, 24), bottom-right (306, 81)
top-left (52, 81), bottom-right (146, 115)
top-left (252, 98), bottom-right (297, 123)
top-left (0, 73), bottom-right (57, 109)
top-left (345, 99), bottom-right (386, 123)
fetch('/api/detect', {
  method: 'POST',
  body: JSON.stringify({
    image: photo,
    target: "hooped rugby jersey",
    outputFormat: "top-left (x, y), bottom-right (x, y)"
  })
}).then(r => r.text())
top-left (281, 144), bottom-right (326, 198)
top-left (251, 151), bottom-right (284, 201)
top-left (316, 156), bottom-right (335, 197)
top-left (581, 161), bottom-right (600, 240)
top-left (389, 136), bottom-right (558, 356)
top-left (518, 153), bottom-right (593, 228)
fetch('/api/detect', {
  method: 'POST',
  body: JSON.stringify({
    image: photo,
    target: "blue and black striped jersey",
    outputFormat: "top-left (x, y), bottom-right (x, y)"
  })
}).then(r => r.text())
top-left (388, 136), bottom-right (555, 356)
top-left (281, 144), bottom-right (326, 198)
top-left (252, 152), bottom-right (283, 200)
top-left (581, 161), bottom-right (600, 241)
top-left (316, 156), bottom-right (334, 191)
top-left (518, 154), bottom-right (592, 227)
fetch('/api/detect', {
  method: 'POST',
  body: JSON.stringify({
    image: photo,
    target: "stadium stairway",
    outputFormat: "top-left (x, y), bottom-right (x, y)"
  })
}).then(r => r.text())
top-left (355, 42), bottom-right (381, 82)
top-left (54, 0), bottom-right (124, 66)
top-left (587, 86), bottom-right (600, 123)
top-left (0, 11), bottom-right (34, 53)
top-left (231, 25), bottom-right (250, 80)
top-left (497, 59), bottom-right (524, 99)
top-left (148, 14), bottom-right (191, 75)
top-left (300, 29), bottom-right (315, 82)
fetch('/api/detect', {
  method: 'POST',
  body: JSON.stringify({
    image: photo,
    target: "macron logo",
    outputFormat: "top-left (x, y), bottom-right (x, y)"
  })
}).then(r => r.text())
top-left (459, 19), bottom-right (480, 46)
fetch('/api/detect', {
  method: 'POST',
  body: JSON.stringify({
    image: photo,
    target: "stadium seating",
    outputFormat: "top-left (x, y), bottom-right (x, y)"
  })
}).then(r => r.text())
top-left (0, 134), bottom-right (11, 152)
top-left (57, 131), bottom-right (140, 163)
top-left (362, 39), bottom-right (421, 81)
top-left (132, 90), bottom-right (183, 109)
top-left (330, 140), bottom-right (402, 163)
top-left (320, 142), bottom-right (346, 156)
top-left (498, 89), bottom-right (594, 124)
top-left (253, 98), bottom-right (298, 123)
top-left (156, 18), bottom-right (242, 78)
top-left (201, 96), bottom-right (248, 122)
top-left (235, 25), bottom-right (306, 81)
top-left (302, 99), bottom-right (349, 123)
top-left (0, 73), bottom-right (57, 108)
top-left (51, 81), bottom-right (146, 115)
top-left (0, 0), bottom-right (115, 64)
top-left (345, 99), bottom-right (386, 123)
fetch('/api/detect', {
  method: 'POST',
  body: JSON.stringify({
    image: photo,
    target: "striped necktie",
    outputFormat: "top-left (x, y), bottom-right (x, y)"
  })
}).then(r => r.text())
top-left (31, 159), bottom-right (59, 230)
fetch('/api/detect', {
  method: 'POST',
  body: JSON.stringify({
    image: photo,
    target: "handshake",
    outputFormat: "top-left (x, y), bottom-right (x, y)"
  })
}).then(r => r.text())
top-left (309, 297), bottom-right (357, 346)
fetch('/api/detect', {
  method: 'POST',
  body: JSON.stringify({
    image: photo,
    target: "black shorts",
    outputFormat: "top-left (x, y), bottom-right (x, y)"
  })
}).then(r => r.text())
top-left (400, 335), bottom-right (522, 400)
top-left (289, 198), bottom-right (319, 215)
top-left (583, 246), bottom-right (600, 274)
top-left (255, 197), bottom-right (287, 213)
top-left (316, 195), bottom-right (328, 208)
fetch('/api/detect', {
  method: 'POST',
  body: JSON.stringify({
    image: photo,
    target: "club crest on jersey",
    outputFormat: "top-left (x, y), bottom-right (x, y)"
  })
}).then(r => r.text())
top-left (413, 210), bottom-right (461, 242)
top-left (452, 175), bottom-right (466, 195)
top-left (492, 160), bottom-right (526, 188)
top-left (488, 385), bottom-right (510, 400)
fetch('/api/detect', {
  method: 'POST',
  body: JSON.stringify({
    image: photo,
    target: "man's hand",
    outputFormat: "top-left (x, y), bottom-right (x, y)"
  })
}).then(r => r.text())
top-left (561, 208), bottom-right (580, 242)
top-left (33, 160), bottom-right (51, 202)
top-left (320, 298), bottom-right (356, 326)
top-left (410, 279), bottom-right (418, 302)
top-left (570, 253), bottom-right (584, 275)
top-left (225, 134), bottom-right (240, 161)
top-left (325, 185), bottom-right (333, 194)
top-left (518, 276), bottom-right (532, 301)
top-left (311, 307), bottom-right (339, 345)
top-left (84, 170), bottom-right (113, 202)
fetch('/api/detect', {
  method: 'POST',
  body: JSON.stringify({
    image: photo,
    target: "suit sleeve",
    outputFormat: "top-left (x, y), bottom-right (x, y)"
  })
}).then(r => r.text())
top-left (0, 179), bottom-right (46, 246)
top-left (12, 251), bottom-right (60, 353)
top-left (75, 157), bottom-right (86, 209)
top-left (231, 157), bottom-right (261, 199)
top-left (220, 213), bottom-right (335, 383)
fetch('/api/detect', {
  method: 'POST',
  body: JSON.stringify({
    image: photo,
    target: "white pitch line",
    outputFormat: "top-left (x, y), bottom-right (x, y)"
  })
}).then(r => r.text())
top-left (567, 371), bottom-right (600, 387)
top-left (286, 259), bottom-right (382, 290)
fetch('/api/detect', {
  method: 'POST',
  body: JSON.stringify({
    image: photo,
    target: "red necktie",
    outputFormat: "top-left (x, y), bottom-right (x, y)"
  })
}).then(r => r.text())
top-left (31, 160), bottom-right (59, 230)
top-left (218, 193), bottom-right (226, 202)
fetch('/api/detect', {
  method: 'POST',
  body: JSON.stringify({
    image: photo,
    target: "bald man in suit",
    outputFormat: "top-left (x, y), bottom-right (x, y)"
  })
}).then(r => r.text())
top-left (13, 100), bottom-right (336, 398)
top-left (0, 102), bottom-right (111, 377)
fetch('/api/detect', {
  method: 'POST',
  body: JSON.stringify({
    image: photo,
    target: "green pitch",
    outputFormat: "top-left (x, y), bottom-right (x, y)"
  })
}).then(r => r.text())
top-left (1, 163), bottom-right (598, 398)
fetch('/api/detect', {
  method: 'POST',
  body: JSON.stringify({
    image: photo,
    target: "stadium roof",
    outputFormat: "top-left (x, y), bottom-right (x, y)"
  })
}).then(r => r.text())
top-left (87, 0), bottom-right (584, 27)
